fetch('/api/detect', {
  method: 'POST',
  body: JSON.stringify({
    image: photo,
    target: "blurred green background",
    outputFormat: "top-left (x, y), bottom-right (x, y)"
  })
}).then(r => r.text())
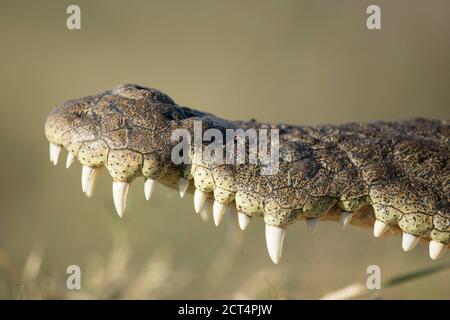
top-left (0, 0), bottom-right (449, 299)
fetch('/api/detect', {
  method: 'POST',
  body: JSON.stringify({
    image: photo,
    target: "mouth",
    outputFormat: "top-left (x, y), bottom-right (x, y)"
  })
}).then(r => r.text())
top-left (45, 84), bottom-right (449, 264)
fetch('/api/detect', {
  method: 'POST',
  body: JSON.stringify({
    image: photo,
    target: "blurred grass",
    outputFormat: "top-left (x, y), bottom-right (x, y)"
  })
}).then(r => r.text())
top-left (322, 262), bottom-right (450, 300)
top-left (0, 0), bottom-right (449, 299)
top-left (2, 234), bottom-right (450, 299)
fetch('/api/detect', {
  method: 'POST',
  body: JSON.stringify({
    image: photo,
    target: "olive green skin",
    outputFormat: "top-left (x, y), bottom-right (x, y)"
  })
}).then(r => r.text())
top-left (45, 84), bottom-right (450, 246)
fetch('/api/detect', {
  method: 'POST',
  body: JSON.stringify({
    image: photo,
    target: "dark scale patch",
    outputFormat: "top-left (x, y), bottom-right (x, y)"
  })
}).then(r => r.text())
top-left (107, 101), bottom-right (124, 115)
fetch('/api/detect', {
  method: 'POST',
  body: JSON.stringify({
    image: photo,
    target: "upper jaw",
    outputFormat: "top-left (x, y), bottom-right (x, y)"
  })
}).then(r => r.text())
top-left (45, 85), bottom-right (450, 264)
top-left (45, 107), bottom-right (68, 146)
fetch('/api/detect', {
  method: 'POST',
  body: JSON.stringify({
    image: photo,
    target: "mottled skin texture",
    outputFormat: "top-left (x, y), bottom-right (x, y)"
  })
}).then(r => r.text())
top-left (45, 84), bottom-right (450, 247)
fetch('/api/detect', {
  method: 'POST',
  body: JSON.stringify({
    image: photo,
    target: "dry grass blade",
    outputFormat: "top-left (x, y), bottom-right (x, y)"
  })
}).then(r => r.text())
top-left (320, 262), bottom-right (450, 300)
top-left (383, 262), bottom-right (450, 289)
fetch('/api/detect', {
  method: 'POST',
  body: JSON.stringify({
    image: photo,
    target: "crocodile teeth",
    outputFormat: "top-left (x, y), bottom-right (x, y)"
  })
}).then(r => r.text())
top-left (200, 201), bottom-right (211, 222)
top-left (49, 143), bottom-right (53, 162)
top-left (113, 182), bottom-right (129, 217)
top-left (340, 212), bottom-right (353, 228)
top-left (178, 177), bottom-right (189, 198)
top-left (237, 212), bottom-right (251, 230)
top-left (373, 220), bottom-right (389, 238)
top-left (213, 201), bottom-right (227, 226)
top-left (265, 225), bottom-right (286, 264)
top-left (429, 240), bottom-right (447, 260)
top-left (306, 218), bottom-right (320, 233)
top-left (227, 208), bottom-right (242, 242)
top-left (85, 168), bottom-right (100, 198)
top-left (402, 233), bottom-right (420, 252)
top-left (144, 179), bottom-right (155, 201)
top-left (66, 152), bottom-right (75, 168)
top-left (81, 166), bottom-right (96, 194)
top-left (194, 189), bottom-right (207, 213)
top-left (50, 143), bottom-right (61, 165)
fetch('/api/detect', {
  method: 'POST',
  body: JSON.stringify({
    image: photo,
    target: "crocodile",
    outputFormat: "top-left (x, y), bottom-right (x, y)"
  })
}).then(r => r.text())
top-left (44, 84), bottom-right (449, 264)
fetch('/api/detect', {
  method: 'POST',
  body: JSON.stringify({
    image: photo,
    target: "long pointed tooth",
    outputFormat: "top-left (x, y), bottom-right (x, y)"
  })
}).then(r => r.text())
top-left (81, 166), bottom-right (95, 193)
top-left (213, 201), bottom-right (227, 226)
top-left (373, 220), bottom-right (389, 238)
top-left (306, 218), bottom-right (320, 233)
top-left (194, 189), bottom-right (207, 213)
top-left (402, 233), bottom-right (420, 252)
top-left (227, 208), bottom-right (242, 242)
top-left (429, 240), bottom-right (447, 260)
top-left (178, 177), bottom-right (189, 198)
top-left (265, 225), bottom-right (286, 264)
top-left (113, 181), bottom-right (129, 217)
top-left (85, 168), bottom-right (100, 198)
top-left (200, 200), bottom-right (212, 222)
top-left (144, 179), bottom-right (155, 201)
top-left (340, 212), bottom-right (353, 228)
top-left (238, 212), bottom-right (251, 230)
top-left (50, 143), bottom-right (61, 165)
top-left (66, 152), bottom-right (75, 169)
top-left (49, 143), bottom-right (54, 162)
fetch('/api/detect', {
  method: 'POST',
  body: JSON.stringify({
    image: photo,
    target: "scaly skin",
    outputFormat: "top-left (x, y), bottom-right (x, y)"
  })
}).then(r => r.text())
top-left (45, 84), bottom-right (450, 263)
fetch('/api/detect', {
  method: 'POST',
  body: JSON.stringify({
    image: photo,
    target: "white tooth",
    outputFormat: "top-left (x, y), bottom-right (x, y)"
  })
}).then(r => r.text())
top-left (238, 212), bottom-right (251, 230)
top-left (200, 201), bottom-right (211, 222)
top-left (340, 212), bottom-right (353, 228)
top-left (85, 168), bottom-right (100, 198)
top-left (194, 189), bottom-right (207, 213)
top-left (113, 181), bottom-right (129, 218)
top-left (373, 220), bottom-right (389, 238)
top-left (50, 143), bottom-right (61, 166)
top-left (49, 143), bottom-right (54, 162)
top-left (306, 218), bottom-right (320, 233)
top-left (265, 225), bottom-right (286, 264)
top-left (178, 177), bottom-right (189, 198)
top-left (226, 208), bottom-right (242, 242)
top-left (213, 201), bottom-right (227, 226)
top-left (66, 152), bottom-right (76, 169)
top-left (81, 166), bottom-right (95, 193)
top-left (402, 233), bottom-right (420, 252)
top-left (144, 179), bottom-right (155, 201)
top-left (429, 240), bottom-right (447, 260)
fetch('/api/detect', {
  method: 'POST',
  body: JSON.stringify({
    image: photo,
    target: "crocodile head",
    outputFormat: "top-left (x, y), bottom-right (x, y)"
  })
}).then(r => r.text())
top-left (45, 84), bottom-right (449, 264)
